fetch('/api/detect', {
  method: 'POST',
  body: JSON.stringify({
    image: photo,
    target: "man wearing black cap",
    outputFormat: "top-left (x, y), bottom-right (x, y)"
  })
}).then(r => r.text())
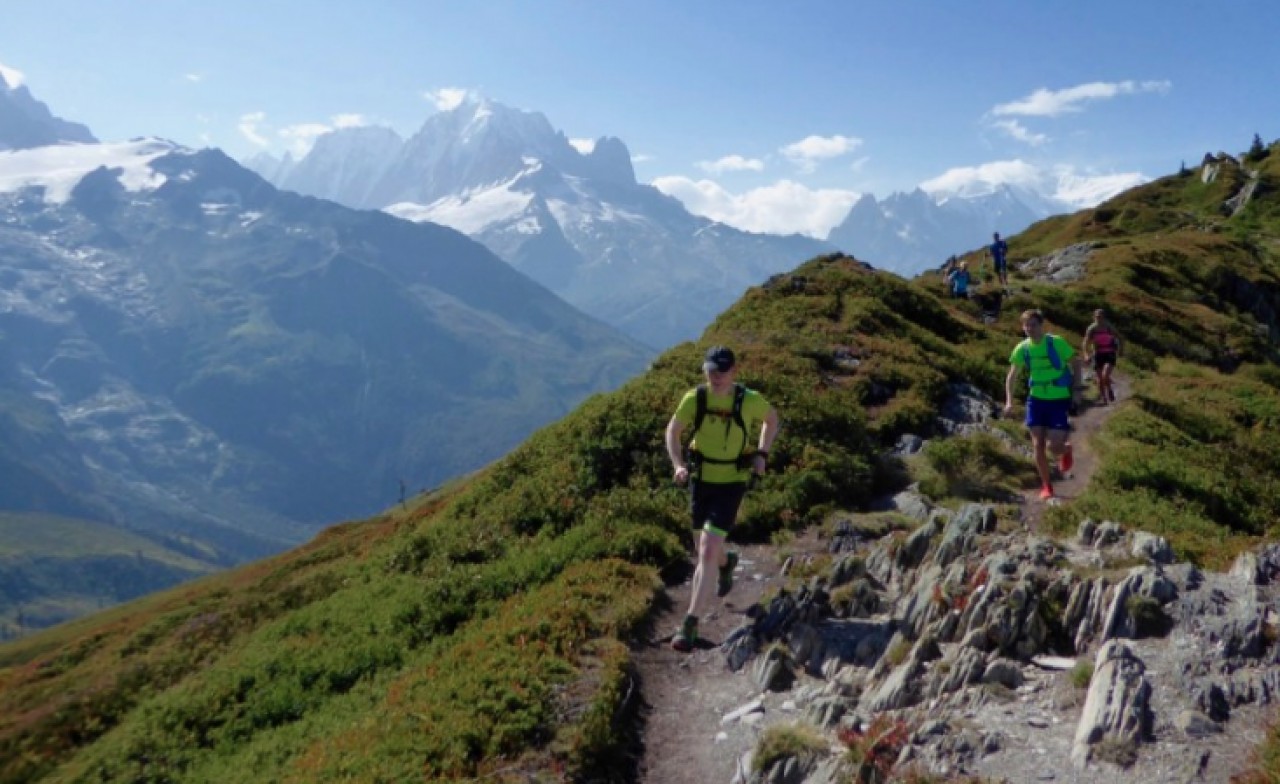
top-left (664, 345), bottom-right (779, 652)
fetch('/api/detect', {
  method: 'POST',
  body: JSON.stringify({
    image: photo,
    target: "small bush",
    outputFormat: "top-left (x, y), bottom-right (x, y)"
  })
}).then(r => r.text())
top-left (918, 432), bottom-right (1033, 501)
top-left (837, 715), bottom-right (910, 784)
top-left (884, 638), bottom-right (911, 667)
top-left (1125, 595), bottom-right (1171, 637)
top-left (1093, 736), bottom-right (1139, 767)
top-left (752, 722), bottom-right (827, 773)
top-left (1070, 660), bottom-right (1095, 689)
top-left (1235, 717), bottom-right (1280, 783)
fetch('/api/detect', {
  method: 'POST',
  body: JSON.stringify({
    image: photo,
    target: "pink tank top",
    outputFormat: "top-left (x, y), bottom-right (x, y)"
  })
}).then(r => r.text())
top-left (1091, 327), bottom-right (1117, 352)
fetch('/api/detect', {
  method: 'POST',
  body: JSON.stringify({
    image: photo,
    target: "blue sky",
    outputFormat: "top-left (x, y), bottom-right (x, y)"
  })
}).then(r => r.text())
top-left (3, 0), bottom-right (1276, 237)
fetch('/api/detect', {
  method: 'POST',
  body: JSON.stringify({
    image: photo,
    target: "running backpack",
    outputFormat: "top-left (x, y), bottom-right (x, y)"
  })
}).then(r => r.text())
top-left (1021, 335), bottom-right (1073, 391)
top-left (690, 383), bottom-right (749, 466)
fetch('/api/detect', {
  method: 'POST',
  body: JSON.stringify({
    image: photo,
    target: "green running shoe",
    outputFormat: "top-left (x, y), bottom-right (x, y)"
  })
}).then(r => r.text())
top-left (671, 616), bottom-right (698, 652)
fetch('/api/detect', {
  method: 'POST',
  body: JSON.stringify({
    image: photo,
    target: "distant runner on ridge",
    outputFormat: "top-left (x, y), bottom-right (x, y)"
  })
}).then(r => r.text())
top-left (946, 260), bottom-right (971, 299)
top-left (1004, 309), bottom-right (1083, 500)
top-left (1083, 308), bottom-right (1122, 405)
top-left (989, 231), bottom-right (1010, 291)
top-left (665, 346), bottom-right (779, 652)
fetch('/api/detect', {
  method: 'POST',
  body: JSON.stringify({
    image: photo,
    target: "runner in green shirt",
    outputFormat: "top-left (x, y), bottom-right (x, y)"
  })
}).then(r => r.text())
top-left (664, 346), bottom-right (779, 652)
top-left (1003, 309), bottom-right (1083, 500)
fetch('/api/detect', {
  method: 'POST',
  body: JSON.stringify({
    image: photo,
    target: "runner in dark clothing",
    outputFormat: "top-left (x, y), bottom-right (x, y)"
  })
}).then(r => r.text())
top-left (989, 232), bottom-right (1010, 291)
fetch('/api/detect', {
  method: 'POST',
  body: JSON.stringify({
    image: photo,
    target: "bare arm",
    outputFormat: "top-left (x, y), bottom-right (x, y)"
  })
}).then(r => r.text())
top-left (1083, 325), bottom-right (1096, 358)
top-left (752, 407), bottom-right (781, 475)
top-left (665, 417), bottom-right (686, 470)
top-left (1004, 364), bottom-right (1018, 413)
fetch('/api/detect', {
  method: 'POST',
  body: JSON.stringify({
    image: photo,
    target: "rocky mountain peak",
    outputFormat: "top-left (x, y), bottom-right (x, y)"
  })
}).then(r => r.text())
top-left (0, 69), bottom-right (97, 151)
top-left (584, 135), bottom-right (635, 185)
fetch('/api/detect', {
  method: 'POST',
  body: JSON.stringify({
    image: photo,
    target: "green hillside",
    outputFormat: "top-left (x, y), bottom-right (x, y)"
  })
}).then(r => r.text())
top-left (0, 513), bottom-right (219, 642)
top-left (1, 140), bottom-right (1279, 782)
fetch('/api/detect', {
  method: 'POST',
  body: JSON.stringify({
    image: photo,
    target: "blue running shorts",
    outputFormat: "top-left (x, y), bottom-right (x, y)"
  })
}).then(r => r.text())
top-left (1026, 397), bottom-right (1071, 431)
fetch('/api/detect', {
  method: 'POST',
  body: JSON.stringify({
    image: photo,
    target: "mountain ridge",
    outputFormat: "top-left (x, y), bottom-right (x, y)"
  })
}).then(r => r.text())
top-left (0, 131), bottom-right (651, 627)
top-left (247, 99), bottom-right (833, 348)
top-left (3, 135), bottom-right (1279, 781)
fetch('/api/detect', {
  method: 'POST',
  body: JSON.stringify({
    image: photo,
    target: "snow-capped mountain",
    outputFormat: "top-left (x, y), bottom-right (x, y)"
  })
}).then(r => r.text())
top-left (248, 100), bottom-right (831, 348)
top-left (277, 125), bottom-right (404, 206)
top-left (825, 184), bottom-right (1069, 276)
top-left (0, 68), bottom-right (95, 150)
top-left (0, 135), bottom-right (650, 566)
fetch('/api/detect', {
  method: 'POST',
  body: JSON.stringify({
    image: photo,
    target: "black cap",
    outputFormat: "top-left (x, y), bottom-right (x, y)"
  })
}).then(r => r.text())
top-left (702, 345), bottom-right (735, 372)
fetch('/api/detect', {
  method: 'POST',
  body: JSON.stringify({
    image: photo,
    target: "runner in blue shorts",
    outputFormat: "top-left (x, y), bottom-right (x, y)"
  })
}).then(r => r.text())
top-left (1004, 309), bottom-right (1083, 500)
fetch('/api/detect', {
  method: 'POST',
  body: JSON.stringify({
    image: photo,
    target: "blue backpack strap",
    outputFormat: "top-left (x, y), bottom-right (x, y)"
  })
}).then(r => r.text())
top-left (1045, 335), bottom-right (1062, 370)
top-left (1026, 336), bottom-right (1073, 390)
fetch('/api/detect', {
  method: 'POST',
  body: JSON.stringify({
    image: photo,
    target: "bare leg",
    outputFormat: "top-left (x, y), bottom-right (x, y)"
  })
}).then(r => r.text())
top-left (1046, 429), bottom-right (1068, 461)
top-left (1030, 426), bottom-right (1052, 489)
top-left (687, 529), bottom-right (725, 619)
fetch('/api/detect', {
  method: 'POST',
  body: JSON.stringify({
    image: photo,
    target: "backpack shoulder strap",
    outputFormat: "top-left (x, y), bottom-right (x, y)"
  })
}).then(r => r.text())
top-left (692, 384), bottom-right (708, 436)
top-left (731, 383), bottom-right (747, 435)
top-left (1044, 335), bottom-right (1062, 370)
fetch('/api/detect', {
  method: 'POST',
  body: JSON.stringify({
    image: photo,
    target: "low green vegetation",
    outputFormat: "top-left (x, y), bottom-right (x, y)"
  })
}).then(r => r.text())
top-left (916, 431), bottom-right (1037, 502)
top-left (753, 722), bottom-right (828, 773)
top-left (1070, 660), bottom-right (1095, 690)
top-left (2, 138), bottom-right (1279, 780)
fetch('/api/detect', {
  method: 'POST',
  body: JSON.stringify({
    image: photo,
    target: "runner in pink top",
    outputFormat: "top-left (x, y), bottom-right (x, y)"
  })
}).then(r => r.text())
top-left (1084, 309), bottom-right (1122, 404)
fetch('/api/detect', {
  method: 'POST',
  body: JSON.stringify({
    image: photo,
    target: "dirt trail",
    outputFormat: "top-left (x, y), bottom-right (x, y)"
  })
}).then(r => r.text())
top-left (1019, 371), bottom-right (1131, 529)
top-left (631, 542), bottom-right (796, 784)
top-left (630, 374), bottom-right (1131, 784)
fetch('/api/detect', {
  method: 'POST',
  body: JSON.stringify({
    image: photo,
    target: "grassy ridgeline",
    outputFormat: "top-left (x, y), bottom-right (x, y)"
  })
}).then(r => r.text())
top-left (2, 142), bottom-right (1280, 781)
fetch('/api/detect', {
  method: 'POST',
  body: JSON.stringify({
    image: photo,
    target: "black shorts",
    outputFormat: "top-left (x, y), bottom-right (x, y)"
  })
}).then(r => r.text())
top-left (690, 480), bottom-right (747, 536)
top-left (1093, 352), bottom-right (1117, 371)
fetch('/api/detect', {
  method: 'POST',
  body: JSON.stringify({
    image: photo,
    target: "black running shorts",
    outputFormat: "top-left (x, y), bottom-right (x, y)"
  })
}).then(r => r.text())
top-left (689, 480), bottom-right (748, 536)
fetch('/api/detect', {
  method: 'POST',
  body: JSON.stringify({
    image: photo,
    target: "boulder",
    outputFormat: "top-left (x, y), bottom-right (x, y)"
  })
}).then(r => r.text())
top-left (1071, 640), bottom-right (1152, 768)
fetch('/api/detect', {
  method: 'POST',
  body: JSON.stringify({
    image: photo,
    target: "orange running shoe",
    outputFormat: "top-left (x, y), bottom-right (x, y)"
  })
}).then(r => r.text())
top-left (1039, 485), bottom-right (1055, 500)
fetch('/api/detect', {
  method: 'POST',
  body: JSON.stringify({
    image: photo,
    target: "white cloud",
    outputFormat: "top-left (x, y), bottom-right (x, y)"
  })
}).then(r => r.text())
top-left (631, 153), bottom-right (654, 164)
top-left (697, 155), bottom-right (765, 175)
top-left (184, 73), bottom-right (202, 83)
top-left (651, 176), bottom-right (858, 237)
top-left (332, 113), bottom-right (366, 129)
top-left (269, 114), bottom-right (369, 156)
top-left (1053, 166), bottom-right (1148, 208)
top-left (918, 159), bottom-right (1148, 208)
top-left (920, 160), bottom-right (1047, 196)
top-left (569, 137), bottom-right (596, 154)
top-left (424, 87), bottom-right (470, 111)
top-left (238, 111), bottom-right (269, 147)
top-left (849, 156), bottom-right (870, 173)
top-left (993, 119), bottom-right (1049, 146)
top-left (0, 61), bottom-right (26, 88)
top-left (278, 122), bottom-right (332, 157)
top-left (779, 134), bottom-right (863, 172)
top-left (993, 80), bottom-right (1172, 117)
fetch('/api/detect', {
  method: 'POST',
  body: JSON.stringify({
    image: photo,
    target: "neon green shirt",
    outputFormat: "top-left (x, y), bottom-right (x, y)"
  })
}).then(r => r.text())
top-left (674, 386), bottom-right (771, 483)
top-left (1010, 335), bottom-right (1075, 400)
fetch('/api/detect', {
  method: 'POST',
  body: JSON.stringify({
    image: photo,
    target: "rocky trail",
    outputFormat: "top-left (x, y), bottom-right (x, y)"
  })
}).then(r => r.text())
top-left (630, 372), bottom-right (1279, 783)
